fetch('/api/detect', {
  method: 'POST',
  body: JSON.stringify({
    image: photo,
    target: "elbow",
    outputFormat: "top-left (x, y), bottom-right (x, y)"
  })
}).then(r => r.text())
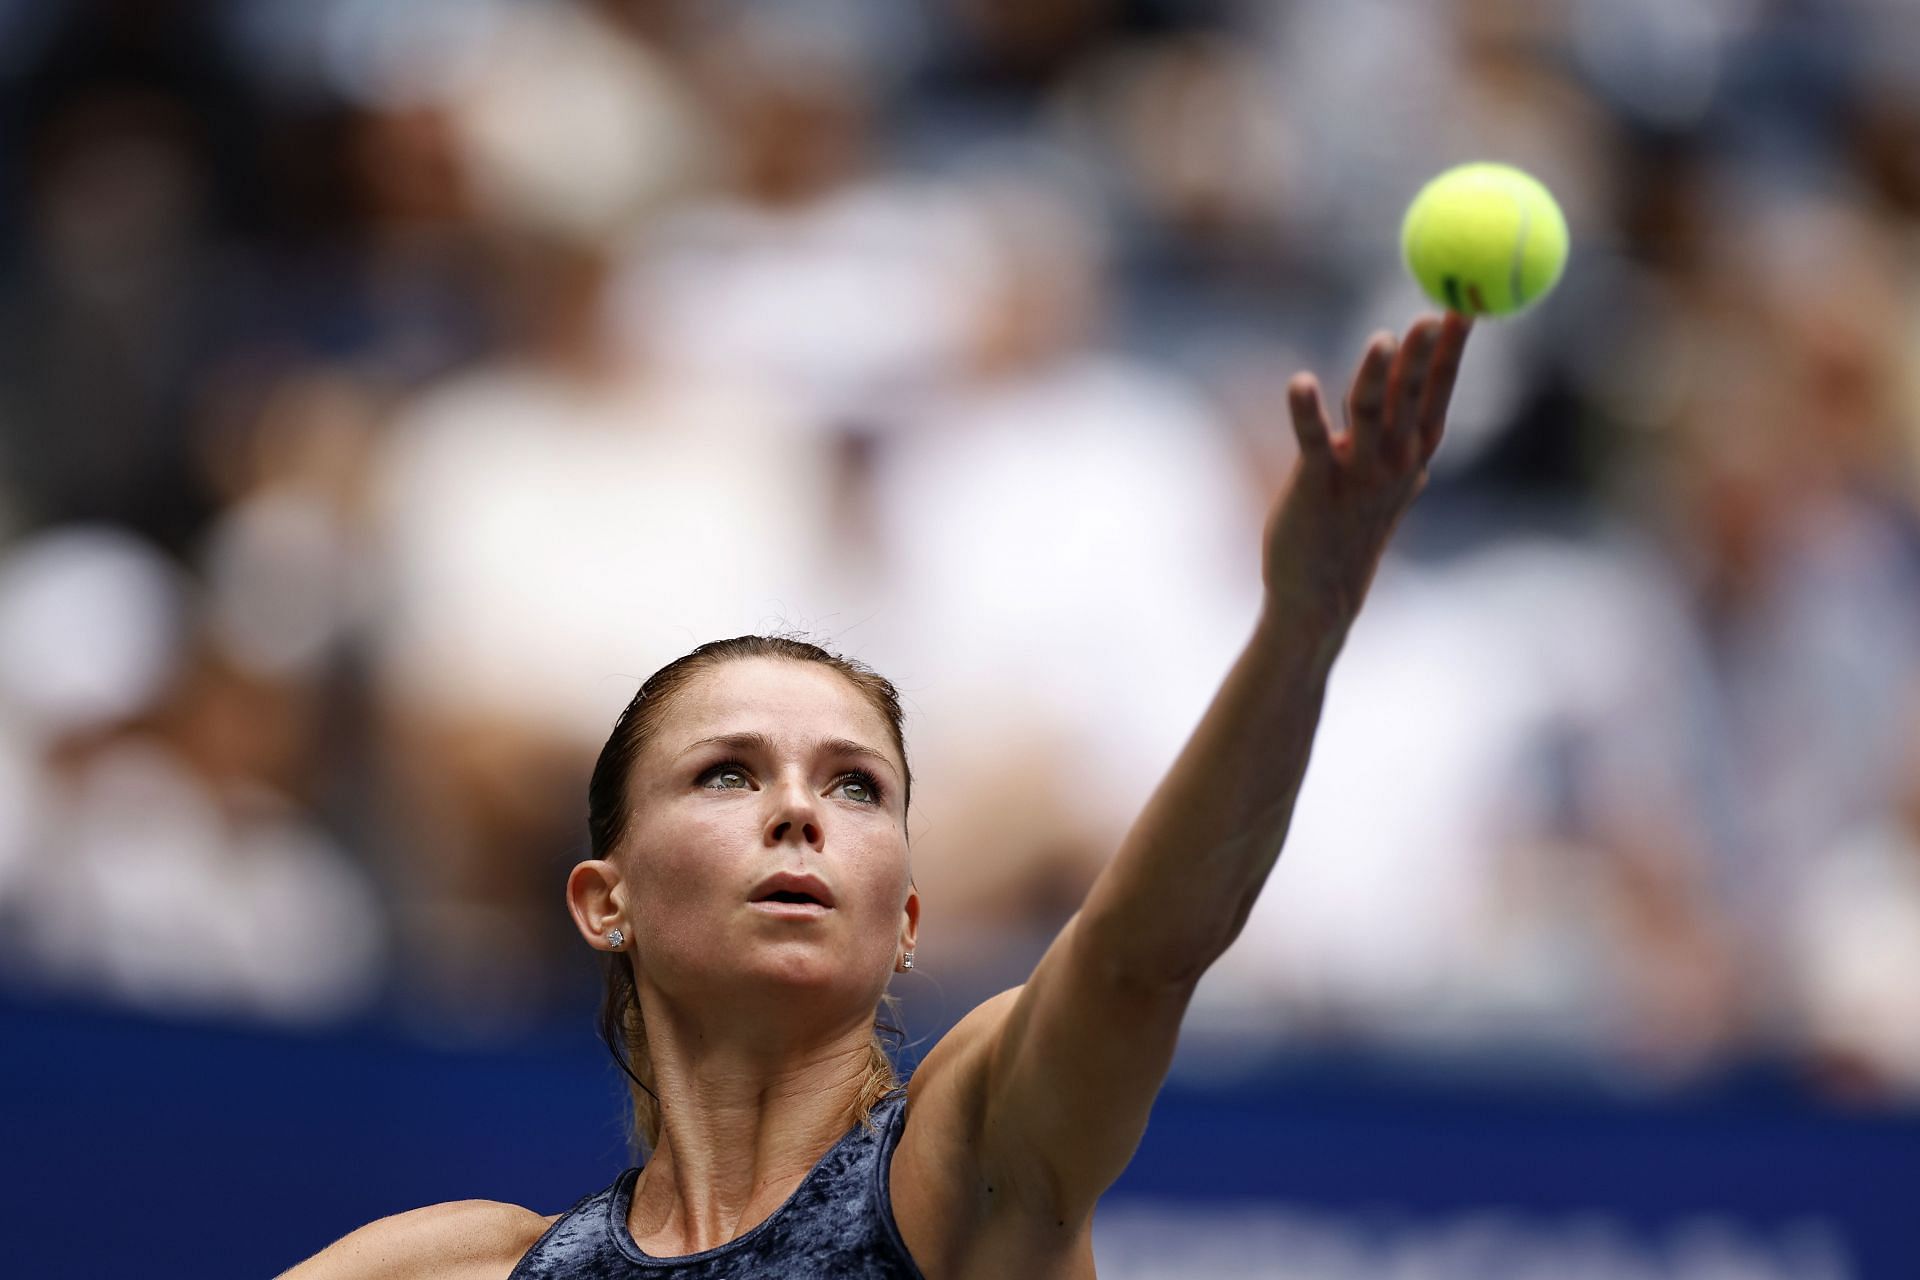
top-left (1216, 883), bottom-right (1261, 957)
top-left (1143, 947), bottom-right (1220, 990)
top-left (1128, 884), bottom-right (1261, 988)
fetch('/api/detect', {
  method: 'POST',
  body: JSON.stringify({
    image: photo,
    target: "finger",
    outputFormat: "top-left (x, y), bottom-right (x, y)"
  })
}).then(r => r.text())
top-left (1383, 318), bottom-right (1441, 467)
top-left (1415, 312), bottom-right (1474, 464)
top-left (1346, 331), bottom-right (1396, 456)
top-left (1287, 373), bottom-right (1333, 460)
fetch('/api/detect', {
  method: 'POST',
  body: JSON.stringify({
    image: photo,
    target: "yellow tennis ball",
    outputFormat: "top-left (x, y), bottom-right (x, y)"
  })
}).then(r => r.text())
top-left (1401, 162), bottom-right (1568, 317)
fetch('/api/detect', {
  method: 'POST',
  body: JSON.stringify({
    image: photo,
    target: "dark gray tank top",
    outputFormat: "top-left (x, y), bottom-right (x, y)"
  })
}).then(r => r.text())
top-left (508, 1088), bottom-right (928, 1278)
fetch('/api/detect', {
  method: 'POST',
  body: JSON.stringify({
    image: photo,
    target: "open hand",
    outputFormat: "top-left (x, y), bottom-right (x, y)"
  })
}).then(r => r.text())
top-left (1261, 311), bottom-right (1473, 632)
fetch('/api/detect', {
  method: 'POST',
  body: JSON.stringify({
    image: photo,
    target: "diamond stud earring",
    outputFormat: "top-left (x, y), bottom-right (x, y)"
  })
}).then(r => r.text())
top-left (606, 929), bottom-right (625, 949)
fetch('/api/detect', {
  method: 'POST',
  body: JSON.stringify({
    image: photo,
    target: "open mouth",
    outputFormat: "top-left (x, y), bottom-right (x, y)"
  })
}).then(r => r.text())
top-left (759, 890), bottom-right (826, 906)
top-left (750, 890), bottom-right (832, 916)
top-left (749, 872), bottom-right (836, 910)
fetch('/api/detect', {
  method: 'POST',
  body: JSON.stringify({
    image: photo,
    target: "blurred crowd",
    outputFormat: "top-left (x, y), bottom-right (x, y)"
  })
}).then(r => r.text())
top-left (1, 0), bottom-right (1918, 1103)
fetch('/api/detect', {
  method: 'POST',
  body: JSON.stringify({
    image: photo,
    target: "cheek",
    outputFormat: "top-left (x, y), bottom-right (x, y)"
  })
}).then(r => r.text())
top-left (628, 819), bottom-right (743, 929)
top-left (844, 847), bottom-right (911, 935)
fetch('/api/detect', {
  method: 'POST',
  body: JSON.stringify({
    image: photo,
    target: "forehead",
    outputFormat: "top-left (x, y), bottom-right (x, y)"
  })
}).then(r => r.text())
top-left (658, 658), bottom-right (894, 750)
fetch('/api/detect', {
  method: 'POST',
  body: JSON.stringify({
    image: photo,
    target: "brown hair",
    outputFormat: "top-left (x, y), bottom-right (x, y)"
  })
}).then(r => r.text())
top-left (587, 633), bottom-right (915, 1163)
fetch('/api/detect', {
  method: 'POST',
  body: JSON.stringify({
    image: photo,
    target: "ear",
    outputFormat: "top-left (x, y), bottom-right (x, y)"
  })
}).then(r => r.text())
top-left (566, 859), bottom-right (626, 950)
top-left (898, 881), bottom-right (920, 962)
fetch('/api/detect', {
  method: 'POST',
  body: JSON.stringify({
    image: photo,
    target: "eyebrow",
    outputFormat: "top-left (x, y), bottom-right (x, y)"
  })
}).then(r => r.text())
top-left (677, 731), bottom-right (899, 780)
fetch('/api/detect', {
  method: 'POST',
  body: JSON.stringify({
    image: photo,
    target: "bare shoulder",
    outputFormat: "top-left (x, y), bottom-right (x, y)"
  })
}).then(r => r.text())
top-left (274, 1199), bottom-right (558, 1280)
top-left (889, 987), bottom-right (1096, 1279)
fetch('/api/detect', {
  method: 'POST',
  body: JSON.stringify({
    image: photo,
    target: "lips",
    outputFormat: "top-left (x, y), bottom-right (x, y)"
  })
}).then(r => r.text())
top-left (749, 871), bottom-right (836, 909)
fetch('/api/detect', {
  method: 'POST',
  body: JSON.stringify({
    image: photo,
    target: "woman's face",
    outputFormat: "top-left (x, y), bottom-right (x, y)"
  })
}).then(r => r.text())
top-left (618, 658), bottom-right (917, 1020)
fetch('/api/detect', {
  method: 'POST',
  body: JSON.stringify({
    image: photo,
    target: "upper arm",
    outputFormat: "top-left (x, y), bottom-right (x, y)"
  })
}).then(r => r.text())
top-left (274, 1199), bottom-right (552, 1280)
top-left (913, 909), bottom-right (1199, 1227)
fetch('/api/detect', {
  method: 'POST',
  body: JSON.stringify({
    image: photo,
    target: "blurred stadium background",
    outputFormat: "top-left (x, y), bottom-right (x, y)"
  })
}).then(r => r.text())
top-left (2, 0), bottom-right (1918, 1276)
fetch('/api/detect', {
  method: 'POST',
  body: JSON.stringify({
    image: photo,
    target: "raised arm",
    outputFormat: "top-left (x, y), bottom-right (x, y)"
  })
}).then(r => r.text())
top-left (921, 312), bottom-right (1473, 1237)
top-left (1086, 312), bottom-right (1474, 983)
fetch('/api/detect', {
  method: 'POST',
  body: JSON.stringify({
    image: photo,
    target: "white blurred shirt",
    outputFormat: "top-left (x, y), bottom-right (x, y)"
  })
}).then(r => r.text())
top-left (1788, 816), bottom-right (1920, 1087)
top-left (613, 182), bottom-right (979, 425)
top-left (1188, 531), bottom-right (1720, 1053)
top-left (11, 734), bottom-right (388, 1024)
top-left (843, 352), bottom-right (1269, 825)
top-left (368, 365), bottom-right (839, 742)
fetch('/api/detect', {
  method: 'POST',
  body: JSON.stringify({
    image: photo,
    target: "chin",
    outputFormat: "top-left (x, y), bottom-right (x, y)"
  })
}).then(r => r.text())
top-left (740, 948), bottom-right (885, 1007)
top-left (748, 948), bottom-right (848, 985)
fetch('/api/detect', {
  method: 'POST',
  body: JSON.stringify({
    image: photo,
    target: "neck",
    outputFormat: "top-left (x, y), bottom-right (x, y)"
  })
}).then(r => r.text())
top-left (627, 994), bottom-right (881, 1256)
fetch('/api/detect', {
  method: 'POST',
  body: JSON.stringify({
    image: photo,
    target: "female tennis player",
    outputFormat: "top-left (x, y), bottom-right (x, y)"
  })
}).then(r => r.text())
top-left (279, 310), bottom-right (1472, 1279)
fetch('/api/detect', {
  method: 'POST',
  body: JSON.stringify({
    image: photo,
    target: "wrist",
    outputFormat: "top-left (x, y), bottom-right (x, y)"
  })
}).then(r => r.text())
top-left (1254, 591), bottom-right (1351, 671)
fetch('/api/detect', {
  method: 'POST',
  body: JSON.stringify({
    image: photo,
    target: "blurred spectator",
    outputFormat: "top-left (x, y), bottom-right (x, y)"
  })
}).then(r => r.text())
top-left (0, 88), bottom-right (229, 551)
top-left (0, 524), bottom-right (388, 1024)
top-left (441, 0), bottom-right (712, 243)
top-left (1786, 678), bottom-right (1920, 1099)
top-left (830, 167), bottom-right (1269, 976)
top-left (1628, 205), bottom-right (1920, 1004)
top-left (365, 228), bottom-right (839, 1037)
top-left (1186, 529), bottom-right (1743, 1080)
top-left (610, 10), bottom-right (978, 425)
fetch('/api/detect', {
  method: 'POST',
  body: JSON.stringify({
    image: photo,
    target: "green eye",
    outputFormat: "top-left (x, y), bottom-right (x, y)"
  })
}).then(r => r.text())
top-left (838, 771), bottom-right (885, 805)
top-left (699, 760), bottom-right (751, 790)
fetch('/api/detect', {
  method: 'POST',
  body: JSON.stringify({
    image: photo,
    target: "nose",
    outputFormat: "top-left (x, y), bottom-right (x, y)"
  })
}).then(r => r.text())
top-left (766, 776), bottom-right (824, 849)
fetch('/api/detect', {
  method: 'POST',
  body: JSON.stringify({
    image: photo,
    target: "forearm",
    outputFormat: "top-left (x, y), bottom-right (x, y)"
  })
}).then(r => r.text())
top-left (1079, 594), bottom-right (1351, 987)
